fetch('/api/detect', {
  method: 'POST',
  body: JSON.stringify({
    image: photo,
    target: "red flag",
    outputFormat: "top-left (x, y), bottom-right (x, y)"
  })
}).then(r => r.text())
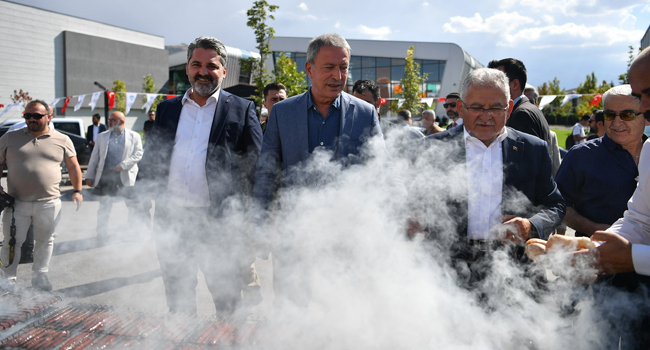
top-left (61, 97), bottom-right (71, 113)
top-left (589, 94), bottom-right (602, 107)
top-left (378, 98), bottom-right (387, 107)
top-left (0, 104), bottom-right (4, 108)
top-left (107, 91), bottom-right (116, 110)
top-left (437, 97), bottom-right (446, 103)
top-left (166, 94), bottom-right (177, 100)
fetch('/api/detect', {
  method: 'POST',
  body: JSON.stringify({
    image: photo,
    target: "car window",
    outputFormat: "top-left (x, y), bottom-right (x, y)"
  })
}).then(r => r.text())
top-left (53, 122), bottom-right (80, 136)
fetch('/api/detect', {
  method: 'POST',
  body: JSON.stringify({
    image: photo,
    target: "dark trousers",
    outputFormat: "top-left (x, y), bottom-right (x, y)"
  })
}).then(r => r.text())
top-left (153, 205), bottom-right (252, 315)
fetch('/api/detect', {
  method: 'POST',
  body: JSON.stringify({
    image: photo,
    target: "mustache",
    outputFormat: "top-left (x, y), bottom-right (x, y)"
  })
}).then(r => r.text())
top-left (194, 73), bottom-right (213, 83)
top-left (475, 120), bottom-right (496, 126)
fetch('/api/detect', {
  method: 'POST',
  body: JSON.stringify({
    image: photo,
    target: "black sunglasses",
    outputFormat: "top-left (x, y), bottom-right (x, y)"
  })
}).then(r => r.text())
top-left (443, 102), bottom-right (456, 108)
top-left (23, 113), bottom-right (48, 120)
top-left (603, 110), bottom-right (641, 121)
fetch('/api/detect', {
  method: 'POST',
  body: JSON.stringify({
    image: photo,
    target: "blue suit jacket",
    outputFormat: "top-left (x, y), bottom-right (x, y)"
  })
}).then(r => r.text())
top-left (429, 125), bottom-right (565, 239)
top-left (140, 89), bottom-right (262, 211)
top-left (253, 91), bottom-right (382, 210)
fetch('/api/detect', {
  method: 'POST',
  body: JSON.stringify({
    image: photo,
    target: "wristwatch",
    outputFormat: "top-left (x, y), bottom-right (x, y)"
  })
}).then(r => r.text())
top-left (73, 189), bottom-right (82, 194)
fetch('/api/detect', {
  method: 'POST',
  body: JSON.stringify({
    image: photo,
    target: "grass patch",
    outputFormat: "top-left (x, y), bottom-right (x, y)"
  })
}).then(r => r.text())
top-left (552, 128), bottom-right (572, 149)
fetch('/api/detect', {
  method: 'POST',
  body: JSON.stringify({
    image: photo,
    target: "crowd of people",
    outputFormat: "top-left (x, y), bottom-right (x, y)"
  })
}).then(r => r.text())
top-left (1, 32), bottom-right (650, 347)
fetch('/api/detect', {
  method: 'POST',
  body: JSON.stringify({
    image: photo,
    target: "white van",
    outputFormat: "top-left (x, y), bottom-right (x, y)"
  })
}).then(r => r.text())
top-left (0, 118), bottom-right (85, 138)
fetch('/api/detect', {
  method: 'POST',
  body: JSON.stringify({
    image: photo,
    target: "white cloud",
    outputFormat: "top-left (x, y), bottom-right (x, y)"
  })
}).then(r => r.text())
top-left (422, 2), bottom-right (430, 7)
top-left (542, 14), bottom-right (554, 24)
top-left (504, 23), bottom-right (644, 48)
top-left (443, 12), bottom-right (536, 33)
top-left (335, 22), bottom-right (341, 29)
top-left (299, 2), bottom-right (308, 11)
top-left (356, 25), bottom-right (392, 40)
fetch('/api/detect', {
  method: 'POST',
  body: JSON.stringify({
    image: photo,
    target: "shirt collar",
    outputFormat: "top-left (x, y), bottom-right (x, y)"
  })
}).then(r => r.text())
top-left (307, 87), bottom-right (341, 111)
top-left (463, 126), bottom-right (509, 146)
top-left (182, 87), bottom-right (220, 106)
top-left (513, 95), bottom-right (523, 106)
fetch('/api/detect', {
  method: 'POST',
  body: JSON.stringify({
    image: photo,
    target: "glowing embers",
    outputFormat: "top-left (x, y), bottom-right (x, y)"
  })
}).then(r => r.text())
top-left (0, 303), bottom-right (260, 349)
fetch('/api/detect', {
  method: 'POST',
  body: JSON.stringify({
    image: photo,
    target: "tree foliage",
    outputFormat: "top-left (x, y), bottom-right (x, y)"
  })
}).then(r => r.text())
top-left (246, 0), bottom-right (279, 110)
top-left (272, 52), bottom-right (307, 97)
top-left (10, 89), bottom-right (32, 108)
top-left (142, 74), bottom-right (163, 112)
top-left (392, 46), bottom-right (427, 114)
top-left (537, 77), bottom-right (565, 112)
top-left (575, 72), bottom-right (611, 115)
top-left (111, 79), bottom-right (127, 113)
top-left (619, 45), bottom-right (644, 85)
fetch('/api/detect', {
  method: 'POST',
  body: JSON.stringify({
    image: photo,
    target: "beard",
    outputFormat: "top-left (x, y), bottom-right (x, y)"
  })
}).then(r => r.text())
top-left (191, 73), bottom-right (221, 97)
top-left (28, 121), bottom-right (45, 133)
top-left (447, 110), bottom-right (459, 119)
top-left (110, 124), bottom-right (122, 134)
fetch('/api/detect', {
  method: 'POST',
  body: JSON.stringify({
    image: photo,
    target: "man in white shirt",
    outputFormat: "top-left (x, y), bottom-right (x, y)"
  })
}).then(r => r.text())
top-left (429, 68), bottom-right (564, 288)
top-left (140, 36), bottom-right (263, 315)
top-left (572, 115), bottom-right (590, 145)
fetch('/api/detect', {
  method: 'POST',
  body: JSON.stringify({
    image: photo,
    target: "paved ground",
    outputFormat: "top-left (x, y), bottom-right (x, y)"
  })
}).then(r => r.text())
top-left (1, 177), bottom-right (275, 318)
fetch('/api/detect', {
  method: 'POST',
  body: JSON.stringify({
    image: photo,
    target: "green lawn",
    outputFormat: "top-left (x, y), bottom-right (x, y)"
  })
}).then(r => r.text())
top-left (552, 128), bottom-right (572, 150)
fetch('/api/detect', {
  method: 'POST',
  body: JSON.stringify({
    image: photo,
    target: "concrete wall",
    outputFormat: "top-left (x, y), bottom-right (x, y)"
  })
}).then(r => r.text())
top-left (0, 0), bottom-right (166, 127)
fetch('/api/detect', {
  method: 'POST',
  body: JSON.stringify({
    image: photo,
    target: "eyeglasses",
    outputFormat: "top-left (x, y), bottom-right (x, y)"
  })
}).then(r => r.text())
top-left (443, 102), bottom-right (456, 108)
top-left (23, 113), bottom-right (48, 120)
top-left (603, 110), bottom-right (641, 121)
top-left (460, 100), bottom-right (508, 116)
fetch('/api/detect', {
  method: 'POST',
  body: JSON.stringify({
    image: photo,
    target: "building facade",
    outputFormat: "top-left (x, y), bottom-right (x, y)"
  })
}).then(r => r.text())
top-left (0, 0), bottom-right (167, 130)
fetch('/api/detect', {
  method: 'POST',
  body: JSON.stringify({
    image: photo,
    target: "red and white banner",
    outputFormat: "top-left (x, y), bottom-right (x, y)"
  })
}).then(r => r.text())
top-left (124, 92), bottom-right (137, 115)
top-left (590, 94), bottom-right (603, 107)
top-left (61, 97), bottom-right (71, 113)
top-left (107, 91), bottom-right (116, 110)
top-left (0, 103), bottom-right (21, 119)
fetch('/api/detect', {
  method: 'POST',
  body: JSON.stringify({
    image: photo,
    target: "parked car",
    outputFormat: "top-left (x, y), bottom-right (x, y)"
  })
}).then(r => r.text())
top-left (0, 118), bottom-right (85, 138)
top-left (0, 126), bottom-right (91, 167)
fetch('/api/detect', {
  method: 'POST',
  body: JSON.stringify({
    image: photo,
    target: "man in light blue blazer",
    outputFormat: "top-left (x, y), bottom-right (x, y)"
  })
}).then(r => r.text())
top-left (252, 33), bottom-right (383, 308)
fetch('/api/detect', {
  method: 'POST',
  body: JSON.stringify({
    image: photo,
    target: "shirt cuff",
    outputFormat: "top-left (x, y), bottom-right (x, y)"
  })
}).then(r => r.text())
top-left (632, 244), bottom-right (650, 276)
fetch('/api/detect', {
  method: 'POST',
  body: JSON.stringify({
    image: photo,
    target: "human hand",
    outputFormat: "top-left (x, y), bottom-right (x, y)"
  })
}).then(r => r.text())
top-left (85, 179), bottom-right (94, 187)
top-left (114, 165), bottom-right (123, 172)
top-left (571, 231), bottom-right (634, 274)
top-left (72, 192), bottom-right (83, 211)
top-left (497, 215), bottom-right (531, 244)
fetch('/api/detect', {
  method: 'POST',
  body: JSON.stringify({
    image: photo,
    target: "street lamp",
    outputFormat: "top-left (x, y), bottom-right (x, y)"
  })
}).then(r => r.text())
top-left (93, 81), bottom-right (109, 126)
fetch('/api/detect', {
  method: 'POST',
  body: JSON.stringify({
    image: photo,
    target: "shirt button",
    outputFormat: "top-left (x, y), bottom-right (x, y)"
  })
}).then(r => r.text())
top-left (320, 142), bottom-right (324, 146)
top-left (322, 121), bottom-right (325, 125)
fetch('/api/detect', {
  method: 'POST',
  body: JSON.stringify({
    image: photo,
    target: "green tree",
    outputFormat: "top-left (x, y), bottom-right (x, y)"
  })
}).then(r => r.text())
top-left (537, 77), bottom-right (565, 112)
top-left (272, 52), bottom-right (307, 97)
top-left (142, 74), bottom-right (163, 112)
top-left (618, 45), bottom-right (644, 85)
top-left (111, 79), bottom-right (127, 113)
top-left (246, 0), bottom-right (279, 110)
top-left (575, 73), bottom-right (611, 115)
top-left (393, 46), bottom-right (427, 114)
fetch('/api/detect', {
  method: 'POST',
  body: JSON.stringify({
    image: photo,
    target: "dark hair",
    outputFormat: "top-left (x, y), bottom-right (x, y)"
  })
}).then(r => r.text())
top-left (263, 82), bottom-right (287, 99)
top-left (594, 110), bottom-right (604, 124)
top-left (446, 92), bottom-right (460, 100)
top-left (92, 113), bottom-right (101, 119)
top-left (25, 100), bottom-right (50, 115)
top-left (352, 79), bottom-right (380, 102)
top-left (397, 110), bottom-right (411, 122)
top-left (187, 36), bottom-right (227, 66)
top-left (581, 114), bottom-right (591, 121)
top-left (487, 58), bottom-right (527, 95)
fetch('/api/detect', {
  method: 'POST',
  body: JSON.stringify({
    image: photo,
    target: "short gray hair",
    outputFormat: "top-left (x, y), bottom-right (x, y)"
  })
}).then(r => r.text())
top-left (460, 68), bottom-right (510, 102)
top-left (306, 33), bottom-right (351, 64)
top-left (602, 84), bottom-right (636, 108)
top-left (422, 109), bottom-right (435, 118)
top-left (187, 36), bottom-right (227, 66)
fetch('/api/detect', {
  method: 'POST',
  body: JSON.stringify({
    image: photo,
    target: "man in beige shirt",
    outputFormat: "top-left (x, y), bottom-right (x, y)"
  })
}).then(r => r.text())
top-left (0, 100), bottom-right (83, 292)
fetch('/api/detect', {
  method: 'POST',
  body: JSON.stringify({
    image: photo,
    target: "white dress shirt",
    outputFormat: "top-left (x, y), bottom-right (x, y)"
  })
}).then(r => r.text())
top-left (167, 88), bottom-right (219, 207)
top-left (607, 139), bottom-right (650, 276)
top-left (92, 124), bottom-right (101, 142)
top-left (465, 127), bottom-right (509, 240)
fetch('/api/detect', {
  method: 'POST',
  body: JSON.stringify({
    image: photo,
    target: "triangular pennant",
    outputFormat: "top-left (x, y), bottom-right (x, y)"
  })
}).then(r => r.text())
top-left (89, 92), bottom-right (101, 111)
top-left (74, 95), bottom-right (86, 112)
top-left (61, 97), bottom-right (71, 113)
top-left (124, 92), bottom-right (138, 115)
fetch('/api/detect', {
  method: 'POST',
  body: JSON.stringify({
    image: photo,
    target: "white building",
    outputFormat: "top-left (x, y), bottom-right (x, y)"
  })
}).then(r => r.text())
top-left (267, 37), bottom-right (483, 118)
top-left (0, 0), bottom-right (168, 130)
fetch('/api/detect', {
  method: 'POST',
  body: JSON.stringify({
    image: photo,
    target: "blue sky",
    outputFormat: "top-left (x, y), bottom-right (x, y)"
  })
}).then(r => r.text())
top-left (14, 0), bottom-right (650, 90)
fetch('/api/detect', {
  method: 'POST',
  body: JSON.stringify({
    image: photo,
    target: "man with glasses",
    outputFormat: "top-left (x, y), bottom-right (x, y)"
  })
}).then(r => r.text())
top-left (444, 92), bottom-right (462, 129)
top-left (428, 68), bottom-right (564, 289)
top-left (587, 110), bottom-right (605, 140)
top-left (0, 100), bottom-right (83, 291)
top-left (556, 85), bottom-right (647, 238)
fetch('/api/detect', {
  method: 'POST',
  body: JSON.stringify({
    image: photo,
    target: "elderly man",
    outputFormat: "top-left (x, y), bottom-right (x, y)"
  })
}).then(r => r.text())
top-left (429, 68), bottom-right (564, 287)
top-left (86, 111), bottom-right (143, 239)
top-left (444, 92), bottom-right (462, 129)
top-left (261, 82), bottom-right (287, 133)
top-left (141, 36), bottom-right (262, 315)
top-left (488, 58), bottom-right (552, 147)
top-left (421, 110), bottom-right (443, 136)
top-left (253, 33), bottom-right (382, 307)
top-left (556, 85), bottom-right (647, 237)
top-left (0, 100), bottom-right (83, 291)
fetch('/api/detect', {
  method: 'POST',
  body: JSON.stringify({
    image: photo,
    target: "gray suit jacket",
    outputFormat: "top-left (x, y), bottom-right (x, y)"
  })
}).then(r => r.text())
top-left (253, 91), bottom-right (382, 210)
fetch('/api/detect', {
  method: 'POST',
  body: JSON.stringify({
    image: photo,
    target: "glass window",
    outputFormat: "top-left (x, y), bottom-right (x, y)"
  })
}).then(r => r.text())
top-left (362, 56), bottom-right (376, 68)
top-left (376, 67), bottom-right (390, 84)
top-left (350, 56), bottom-right (361, 69)
top-left (439, 61), bottom-right (446, 80)
top-left (391, 58), bottom-right (406, 66)
top-left (350, 68), bottom-right (361, 83)
top-left (391, 65), bottom-right (405, 82)
top-left (361, 67), bottom-right (375, 81)
top-left (377, 58), bottom-right (391, 67)
top-left (423, 63), bottom-right (440, 82)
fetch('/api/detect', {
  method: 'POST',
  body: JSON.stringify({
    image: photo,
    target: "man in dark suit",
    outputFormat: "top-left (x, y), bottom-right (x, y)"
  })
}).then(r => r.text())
top-left (487, 58), bottom-right (551, 147)
top-left (429, 68), bottom-right (565, 289)
top-left (253, 33), bottom-right (383, 308)
top-left (141, 36), bottom-right (262, 315)
top-left (86, 113), bottom-right (107, 147)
